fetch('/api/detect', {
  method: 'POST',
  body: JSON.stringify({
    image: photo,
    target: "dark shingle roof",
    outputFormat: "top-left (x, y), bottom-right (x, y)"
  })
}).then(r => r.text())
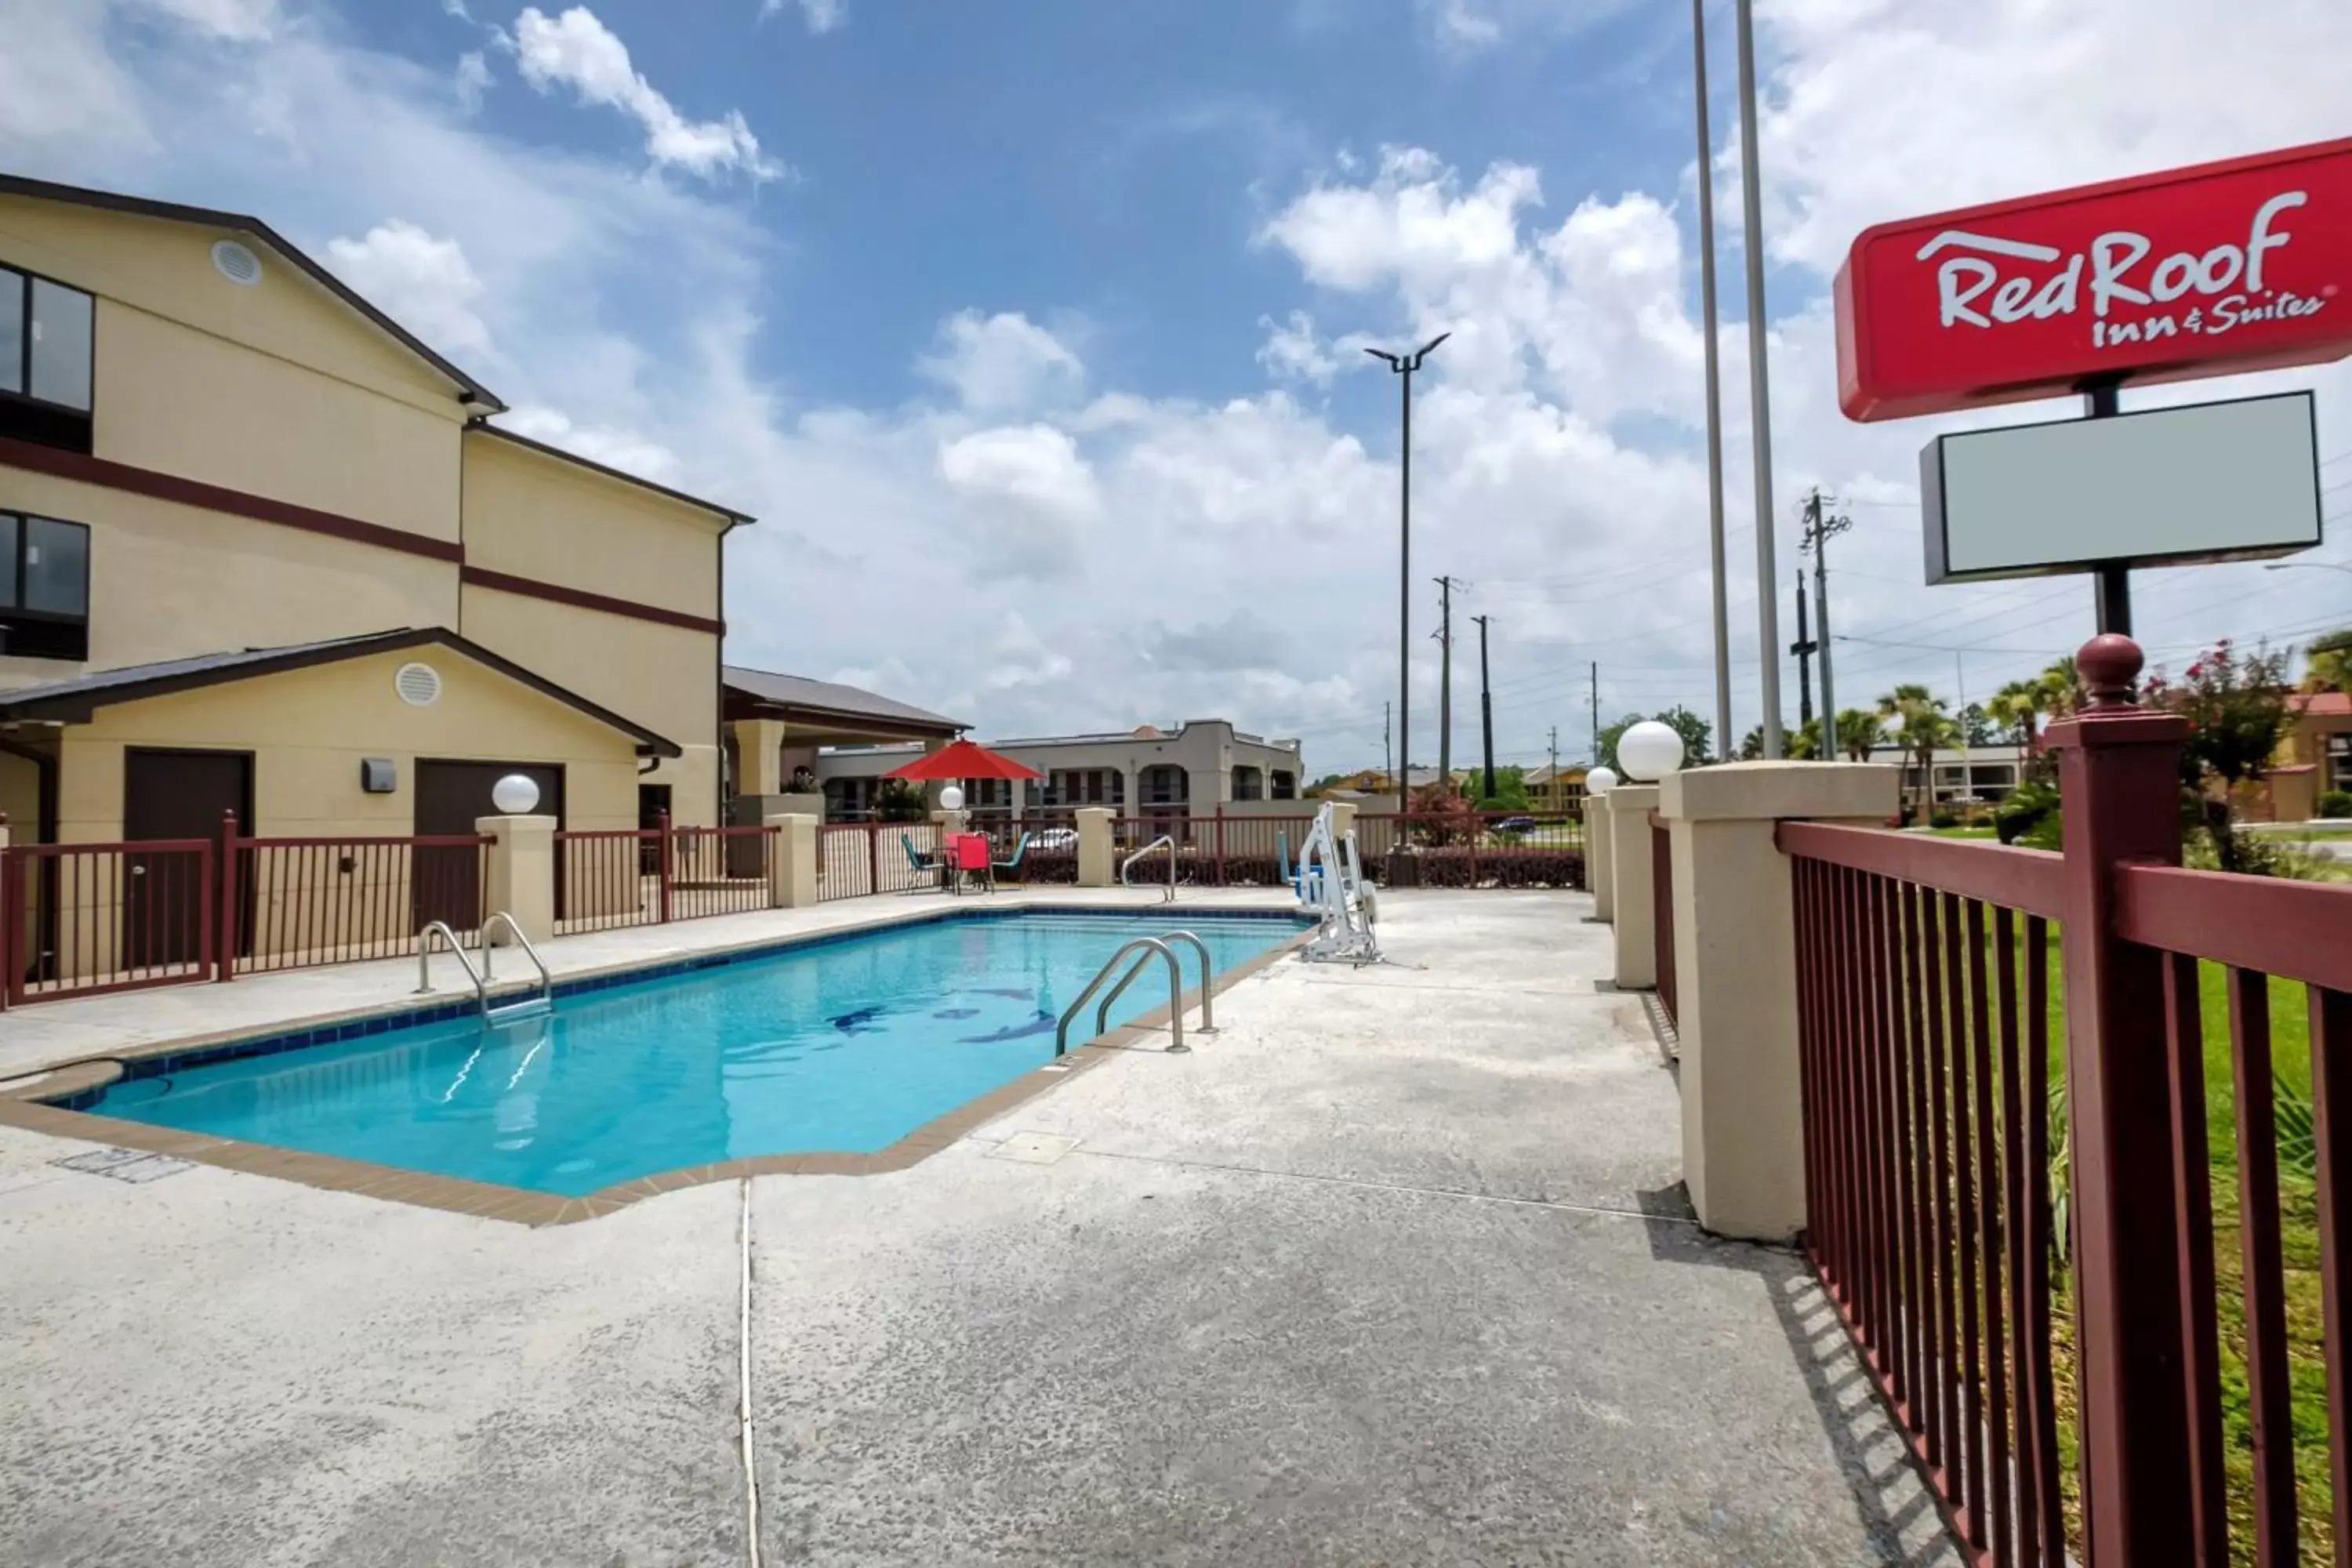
top-left (723, 666), bottom-right (966, 735)
top-left (0, 628), bottom-right (681, 755)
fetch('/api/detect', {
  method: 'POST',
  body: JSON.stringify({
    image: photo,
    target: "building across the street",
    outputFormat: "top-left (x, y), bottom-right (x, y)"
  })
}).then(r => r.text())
top-left (1869, 743), bottom-right (2025, 806)
top-left (815, 720), bottom-right (1305, 830)
top-left (2258, 691), bottom-right (2352, 821)
top-left (1525, 763), bottom-right (1589, 815)
top-left (0, 174), bottom-right (749, 860)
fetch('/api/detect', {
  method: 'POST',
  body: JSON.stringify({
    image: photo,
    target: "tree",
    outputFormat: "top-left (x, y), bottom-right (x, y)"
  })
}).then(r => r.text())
top-left (2145, 639), bottom-right (2295, 873)
top-left (1595, 713), bottom-right (1642, 775)
top-left (1834, 709), bottom-right (1886, 762)
top-left (1987, 679), bottom-right (2043, 749)
top-left (1876, 684), bottom-right (1956, 819)
top-left (1650, 705), bottom-right (1715, 768)
top-left (2036, 655), bottom-right (2082, 722)
top-left (1959, 702), bottom-right (1998, 747)
top-left (874, 779), bottom-right (930, 822)
top-left (1736, 718), bottom-right (1817, 760)
top-left (1477, 765), bottom-right (1531, 811)
top-left (2308, 628), bottom-right (2352, 695)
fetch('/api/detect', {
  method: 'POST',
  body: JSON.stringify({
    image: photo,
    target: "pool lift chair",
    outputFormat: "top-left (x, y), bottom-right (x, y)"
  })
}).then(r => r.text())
top-left (1295, 803), bottom-right (1380, 966)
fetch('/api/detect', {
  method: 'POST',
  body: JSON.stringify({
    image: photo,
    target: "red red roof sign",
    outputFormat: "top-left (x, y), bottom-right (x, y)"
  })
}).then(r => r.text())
top-left (1835, 138), bottom-right (2352, 422)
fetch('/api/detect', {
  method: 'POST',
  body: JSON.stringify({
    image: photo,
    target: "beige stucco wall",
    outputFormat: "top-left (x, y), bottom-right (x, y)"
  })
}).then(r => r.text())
top-left (52, 645), bottom-right (641, 844)
top-left (96, 301), bottom-right (463, 543)
top-left (0, 466), bottom-right (457, 693)
top-left (0, 747), bottom-right (41, 837)
top-left (460, 432), bottom-right (723, 621)
top-left (0, 197), bottom-right (469, 422)
top-left (457, 583), bottom-right (715, 825)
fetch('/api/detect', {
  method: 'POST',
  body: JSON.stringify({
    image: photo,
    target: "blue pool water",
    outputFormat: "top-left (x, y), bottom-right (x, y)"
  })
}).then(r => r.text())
top-left (85, 910), bottom-right (1303, 1196)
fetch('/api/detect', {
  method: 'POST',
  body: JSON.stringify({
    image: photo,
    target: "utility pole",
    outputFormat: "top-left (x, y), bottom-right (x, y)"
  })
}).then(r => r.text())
top-left (1473, 613), bottom-right (1497, 801)
top-left (1690, 0), bottom-right (1734, 767)
top-left (1367, 334), bottom-right (1451, 813)
top-left (1790, 569), bottom-right (1816, 731)
top-left (1383, 701), bottom-right (1393, 790)
top-left (1548, 724), bottom-right (1559, 782)
top-left (1433, 575), bottom-right (1461, 791)
top-left (1734, 0), bottom-right (1784, 757)
top-left (1800, 488), bottom-right (1852, 761)
top-left (1589, 662), bottom-right (1599, 767)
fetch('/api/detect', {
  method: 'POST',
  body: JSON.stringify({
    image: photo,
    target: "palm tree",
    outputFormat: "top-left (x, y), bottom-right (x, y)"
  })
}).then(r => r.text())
top-left (1988, 678), bottom-right (2044, 775)
top-left (2035, 655), bottom-right (2082, 720)
top-left (1834, 708), bottom-right (1886, 762)
top-left (1877, 684), bottom-right (1955, 819)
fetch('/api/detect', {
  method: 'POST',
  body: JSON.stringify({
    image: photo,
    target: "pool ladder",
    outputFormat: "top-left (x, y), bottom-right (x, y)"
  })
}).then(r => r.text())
top-left (416, 913), bottom-right (554, 1026)
top-left (1054, 931), bottom-right (1214, 1057)
top-left (1120, 835), bottom-right (1180, 902)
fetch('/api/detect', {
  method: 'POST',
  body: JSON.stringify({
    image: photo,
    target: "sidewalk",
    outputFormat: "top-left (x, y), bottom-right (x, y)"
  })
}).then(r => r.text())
top-left (0, 890), bottom-right (1958, 1566)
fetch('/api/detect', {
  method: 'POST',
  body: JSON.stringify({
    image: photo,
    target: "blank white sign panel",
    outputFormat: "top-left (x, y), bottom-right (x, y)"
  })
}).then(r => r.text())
top-left (1921, 390), bottom-right (2322, 583)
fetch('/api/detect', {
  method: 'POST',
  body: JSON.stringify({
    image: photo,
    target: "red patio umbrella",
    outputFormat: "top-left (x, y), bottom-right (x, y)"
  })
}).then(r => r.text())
top-left (882, 738), bottom-right (1042, 782)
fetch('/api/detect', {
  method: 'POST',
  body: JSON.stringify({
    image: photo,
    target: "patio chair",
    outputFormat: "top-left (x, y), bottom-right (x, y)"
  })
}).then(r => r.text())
top-left (901, 833), bottom-right (944, 892)
top-left (991, 831), bottom-right (1033, 883)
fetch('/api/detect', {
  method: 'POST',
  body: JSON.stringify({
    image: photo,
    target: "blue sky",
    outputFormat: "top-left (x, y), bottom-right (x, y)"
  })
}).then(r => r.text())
top-left (5, 0), bottom-right (2348, 772)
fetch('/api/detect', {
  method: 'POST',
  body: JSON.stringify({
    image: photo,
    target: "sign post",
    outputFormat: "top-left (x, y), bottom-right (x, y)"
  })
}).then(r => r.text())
top-left (1835, 137), bottom-right (2351, 622)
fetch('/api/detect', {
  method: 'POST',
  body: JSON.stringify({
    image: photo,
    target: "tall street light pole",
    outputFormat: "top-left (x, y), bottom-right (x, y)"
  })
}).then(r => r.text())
top-left (1734, 0), bottom-right (1784, 757)
top-left (1367, 332), bottom-right (1450, 811)
top-left (1691, 0), bottom-right (1734, 766)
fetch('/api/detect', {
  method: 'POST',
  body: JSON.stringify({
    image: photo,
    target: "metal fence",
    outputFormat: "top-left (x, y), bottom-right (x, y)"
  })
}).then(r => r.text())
top-left (1651, 815), bottom-right (1676, 1027)
top-left (668, 824), bottom-right (777, 922)
top-left (815, 822), bottom-right (949, 902)
top-left (226, 832), bottom-right (492, 977)
top-left (1, 837), bottom-right (216, 1004)
top-left (1777, 637), bottom-right (2352, 1567)
top-left (554, 828), bottom-right (665, 935)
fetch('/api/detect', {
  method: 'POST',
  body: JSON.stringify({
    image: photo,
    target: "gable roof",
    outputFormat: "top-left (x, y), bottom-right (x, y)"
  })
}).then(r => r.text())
top-left (724, 666), bottom-right (966, 736)
top-left (468, 421), bottom-right (755, 527)
top-left (0, 628), bottom-right (680, 756)
top-left (0, 172), bottom-right (505, 414)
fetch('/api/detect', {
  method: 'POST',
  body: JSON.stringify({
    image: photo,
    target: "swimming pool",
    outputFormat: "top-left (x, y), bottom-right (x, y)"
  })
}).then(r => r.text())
top-left (82, 909), bottom-right (1305, 1198)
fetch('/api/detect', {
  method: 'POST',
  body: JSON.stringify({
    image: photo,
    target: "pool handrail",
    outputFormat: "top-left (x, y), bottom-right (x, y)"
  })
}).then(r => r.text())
top-left (415, 921), bottom-right (487, 1006)
top-left (1120, 834), bottom-right (1178, 902)
top-left (1094, 929), bottom-right (1214, 1036)
top-left (1056, 936), bottom-right (1188, 1056)
top-left (479, 911), bottom-right (554, 1022)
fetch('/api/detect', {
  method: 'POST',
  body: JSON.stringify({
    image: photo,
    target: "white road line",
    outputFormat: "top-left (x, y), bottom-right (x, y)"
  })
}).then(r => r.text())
top-left (739, 1178), bottom-right (763, 1568)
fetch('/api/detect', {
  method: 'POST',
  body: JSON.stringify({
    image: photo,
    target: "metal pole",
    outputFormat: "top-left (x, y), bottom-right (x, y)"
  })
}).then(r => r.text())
top-left (1436, 576), bottom-right (1455, 787)
top-left (1589, 661), bottom-right (1599, 764)
top-left (1475, 613), bottom-right (1496, 800)
top-left (1693, 0), bottom-right (1733, 761)
top-left (1733, 0), bottom-right (1784, 757)
top-left (2086, 382), bottom-right (2132, 634)
top-left (1815, 530), bottom-right (1838, 760)
top-left (1399, 365), bottom-right (1413, 808)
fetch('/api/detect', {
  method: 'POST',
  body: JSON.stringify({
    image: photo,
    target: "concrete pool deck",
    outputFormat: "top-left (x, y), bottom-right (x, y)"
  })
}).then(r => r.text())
top-left (0, 889), bottom-right (1961, 1566)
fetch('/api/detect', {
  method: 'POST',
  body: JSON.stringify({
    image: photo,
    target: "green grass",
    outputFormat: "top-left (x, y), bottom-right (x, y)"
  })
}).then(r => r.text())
top-left (2005, 928), bottom-right (2326, 1564)
top-left (1928, 826), bottom-right (1998, 840)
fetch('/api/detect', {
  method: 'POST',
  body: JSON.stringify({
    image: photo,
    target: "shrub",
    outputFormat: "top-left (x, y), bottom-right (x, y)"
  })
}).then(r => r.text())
top-left (1995, 780), bottom-right (2060, 846)
top-left (2319, 789), bottom-right (2352, 821)
top-left (1929, 808), bottom-right (1960, 829)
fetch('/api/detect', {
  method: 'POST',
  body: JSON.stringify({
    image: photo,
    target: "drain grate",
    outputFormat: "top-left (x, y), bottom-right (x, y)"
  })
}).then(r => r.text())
top-left (53, 1149), bottom-right (194, 1184)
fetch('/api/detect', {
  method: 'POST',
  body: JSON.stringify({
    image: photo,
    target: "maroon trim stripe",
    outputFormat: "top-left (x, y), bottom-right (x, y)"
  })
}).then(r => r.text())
top-left (459, 564), bottom-right (724, 635)
top-left (0, 434), bottom-right (463, 562)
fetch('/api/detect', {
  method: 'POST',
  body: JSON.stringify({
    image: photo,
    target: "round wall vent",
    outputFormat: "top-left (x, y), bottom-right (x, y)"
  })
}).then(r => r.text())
top-left (394, 662), bottom-right (443, 706)
top-left (210, 239), bottom-right (263, 286)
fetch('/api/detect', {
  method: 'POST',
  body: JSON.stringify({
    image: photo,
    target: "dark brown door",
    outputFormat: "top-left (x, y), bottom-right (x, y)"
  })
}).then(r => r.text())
top-left (637, 784), bottom-right (671, 875)
top-left (413, 760), bottom-right (564, 933)
top-left (122, 749), bottom-right (251, 968)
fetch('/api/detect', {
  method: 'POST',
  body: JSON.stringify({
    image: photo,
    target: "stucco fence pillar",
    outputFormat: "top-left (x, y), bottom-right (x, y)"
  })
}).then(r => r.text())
top-left (764, 813), bottom-right (819, 909)
top-left (1587, 793), bottom-right (1614, 921)
top-left (1604, 784), bottom-right (1657, 987)
top-left (476, 814), bottom-right (557, 946)
top-left (1076, 807), bottom-right (1116, 887)
top-left (1658, 760), bottom-right (1900, 1242)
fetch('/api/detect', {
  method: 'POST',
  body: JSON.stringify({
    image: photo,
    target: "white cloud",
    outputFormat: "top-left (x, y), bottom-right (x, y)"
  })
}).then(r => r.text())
top-left (936, 424), bottom-right (1102, 578)
top-left (918, 311), bottom-right (1084, 415)
top-left (325, 219), bottom-right (494, 361)
top-left (453, 49), bottom-right (492, 112)
top-left (144, 0), bottom-right (277, 39)
top-left (499, 405), bottom-right (684, 485)
top-left (761, 0), bottom-right (847, 34)
top-left (511, 5), bottom-right (782, 181)
top-left (1255, 311), bottom-right (1341, 384)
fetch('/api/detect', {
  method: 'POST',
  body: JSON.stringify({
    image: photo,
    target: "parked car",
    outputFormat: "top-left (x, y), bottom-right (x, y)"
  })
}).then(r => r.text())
top-left (1031, 827), bottom-right (1078, 850)
top-left (1490, 816), bottom-right (1536, 833)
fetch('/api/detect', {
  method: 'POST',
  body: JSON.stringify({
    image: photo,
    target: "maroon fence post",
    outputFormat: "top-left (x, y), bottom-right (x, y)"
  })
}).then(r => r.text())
top-left (0, 833), bottom-right (17, 1010)
top-left (215, 809), bottom-right (239, 983)
top-left (657, 809), bottom-right (674, 924)
top-left (2045, 632), bottom-right (2195, 1563)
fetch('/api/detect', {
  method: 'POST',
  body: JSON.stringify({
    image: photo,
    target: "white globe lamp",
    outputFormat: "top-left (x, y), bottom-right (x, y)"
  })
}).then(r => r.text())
top-left (1587, 765), bottom-right (1619, 797)
top-left (490, 773), bottom-right (540, 815)
top-left (938, 784), bottom-right (965, 812)
top-left (1617, 721), bottom-right (1686, 783)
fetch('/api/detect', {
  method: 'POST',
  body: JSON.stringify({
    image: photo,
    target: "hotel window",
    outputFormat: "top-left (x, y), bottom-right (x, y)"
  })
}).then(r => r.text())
top-left (0, 265), bottom-right (96, 453)
top-left (0, 513), bottom-right (91, 662)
